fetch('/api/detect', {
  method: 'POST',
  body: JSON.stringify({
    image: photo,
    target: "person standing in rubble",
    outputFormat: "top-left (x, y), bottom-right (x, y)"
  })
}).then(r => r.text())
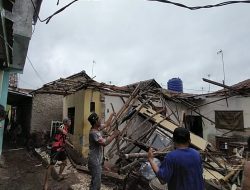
top-left (88, 112), bottom-right (120, 190)
top-left (148, 127), bottom-right (204, 190)
top-left (44, 118), bottom-right (72, 190)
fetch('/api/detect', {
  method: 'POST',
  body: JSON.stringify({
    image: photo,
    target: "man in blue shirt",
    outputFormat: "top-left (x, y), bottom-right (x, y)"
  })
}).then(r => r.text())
top-left (148, 127), bottom-right (204, 190)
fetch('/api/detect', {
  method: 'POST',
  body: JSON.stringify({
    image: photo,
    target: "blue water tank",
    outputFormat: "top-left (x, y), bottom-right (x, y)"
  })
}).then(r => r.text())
top-left (167, 78), bottom-right (183, 93)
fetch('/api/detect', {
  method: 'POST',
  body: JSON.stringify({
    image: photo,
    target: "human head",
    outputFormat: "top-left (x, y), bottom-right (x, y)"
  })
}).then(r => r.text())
top-left (63, 117), bottom-right (71, 126)
top-left (88, 112), bottom-right (100, 127)
top-left (173, 127), bottom-right (191, 146)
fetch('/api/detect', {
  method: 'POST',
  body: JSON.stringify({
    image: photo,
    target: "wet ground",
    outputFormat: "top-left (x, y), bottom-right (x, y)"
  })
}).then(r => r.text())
top-left (0, 148), bottom-right (46, 190)
top-left (0, 147), bottom-right (117, 190)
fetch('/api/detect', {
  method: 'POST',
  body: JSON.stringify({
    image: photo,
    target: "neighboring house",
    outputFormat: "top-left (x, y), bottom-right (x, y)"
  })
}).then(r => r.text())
top-left (199, 79), bottom-right (250, 144)
top-left (31, 68), bottom-right (250, 158)
top-left (30, 71), bottom-right (93, 134)
top-left (0, 0), bottom-right (43, 155)
top-left (171, 79), bottom-right (250, 147)
top-left (30, 93), bottom-right (63, 133)
top-left (33, 71), bottom-right (96, 155)
top-left (34, 71), bottom-right (166, 157)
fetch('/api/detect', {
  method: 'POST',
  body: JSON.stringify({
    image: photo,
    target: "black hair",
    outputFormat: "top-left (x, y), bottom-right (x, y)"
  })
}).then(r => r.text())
top-left (173, 127), bottom-right (190, 144)
top-left (88, 112), bottom-right (99, 126)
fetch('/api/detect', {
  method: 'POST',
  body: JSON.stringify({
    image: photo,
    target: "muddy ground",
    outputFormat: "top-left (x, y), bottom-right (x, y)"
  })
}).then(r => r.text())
top-left (0, 148), bottom-right (118, 190)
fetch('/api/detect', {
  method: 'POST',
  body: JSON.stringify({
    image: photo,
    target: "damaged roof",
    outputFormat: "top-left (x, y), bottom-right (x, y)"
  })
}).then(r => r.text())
top-left (32, 71), bottom-right (162, 96)
top-left (32, 70), bottom-right (132, 95)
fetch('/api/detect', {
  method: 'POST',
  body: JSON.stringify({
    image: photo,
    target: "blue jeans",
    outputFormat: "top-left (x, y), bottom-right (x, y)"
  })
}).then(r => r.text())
top-left (88, 163), bottom-right (102, 190)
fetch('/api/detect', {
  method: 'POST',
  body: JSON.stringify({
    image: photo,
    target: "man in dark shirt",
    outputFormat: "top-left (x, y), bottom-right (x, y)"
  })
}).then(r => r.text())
top-left (148, 127), bottom-right (204, 190)
top-left (88, 112), bottom-right (119, 190)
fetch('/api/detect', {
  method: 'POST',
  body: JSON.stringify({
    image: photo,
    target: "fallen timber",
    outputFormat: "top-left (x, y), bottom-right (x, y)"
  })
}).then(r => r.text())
top-left (63, 83), bottom-right (248, 190)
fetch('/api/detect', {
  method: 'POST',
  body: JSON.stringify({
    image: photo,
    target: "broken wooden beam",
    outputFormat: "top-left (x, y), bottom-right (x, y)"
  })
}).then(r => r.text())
top-left (138, 107), bottom-right (208, 150)
top-left (124, 151), bottom-right (169, 159)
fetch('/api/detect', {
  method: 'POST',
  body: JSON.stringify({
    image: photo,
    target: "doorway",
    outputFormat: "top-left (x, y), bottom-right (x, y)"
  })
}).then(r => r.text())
top-left (185, 115), bottom-right (203, 138)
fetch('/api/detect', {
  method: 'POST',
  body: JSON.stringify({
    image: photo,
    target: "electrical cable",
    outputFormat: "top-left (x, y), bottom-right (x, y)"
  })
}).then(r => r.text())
top-left (30, 0), bottom-right (250, 25)
top-left (0, 34), bottom-right (13, 50)
top-left (19, 77), bottom-right (38, 89)
top-left (26, 55), bottom-right (45, 84)
top-left (149, 0), bottom-right (250, 10)
top-left (30, 0), bottom-right (79, 24)
top-left (1, 35), bottom-right (44, 87)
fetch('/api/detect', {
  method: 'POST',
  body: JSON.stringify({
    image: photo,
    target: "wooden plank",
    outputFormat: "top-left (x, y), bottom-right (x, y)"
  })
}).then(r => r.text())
top-left (203, 169), bottom-right (224, 180)
top-left (138, 107), bottom-right (208, 150)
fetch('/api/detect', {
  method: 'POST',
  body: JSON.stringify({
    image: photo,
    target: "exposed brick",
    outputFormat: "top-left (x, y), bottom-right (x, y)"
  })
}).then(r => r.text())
top-left (30, 94), bottom-right (63, 132)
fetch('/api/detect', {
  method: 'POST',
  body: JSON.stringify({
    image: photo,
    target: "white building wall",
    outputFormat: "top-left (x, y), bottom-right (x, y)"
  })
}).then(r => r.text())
top-left (199, 96), bottom-right (250, 144)
top-left (103, 95), bottom-right (128, 156)
top-left (104, 95), bottom-right (128, 121)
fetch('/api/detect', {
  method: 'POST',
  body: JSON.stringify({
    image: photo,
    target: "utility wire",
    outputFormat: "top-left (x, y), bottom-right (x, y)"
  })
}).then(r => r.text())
top-left (0, 34), bottom-right (13, 50)
top-left (30, 0), bottom-right (79, 24)
top-left (149, 0), bottom-right (250, 10)
top-left (19, 77), bottom-right (39, 89)
top-left (26, 56), bottom-right (45, 84)
top-left (1, 33), bottom-right (43, 86)
top-left (29, 0), bottom-right (250, 24)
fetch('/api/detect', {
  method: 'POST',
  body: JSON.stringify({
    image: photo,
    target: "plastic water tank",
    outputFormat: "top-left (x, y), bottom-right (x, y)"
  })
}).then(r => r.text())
top-left (167, 78), bottom-right (183, 93)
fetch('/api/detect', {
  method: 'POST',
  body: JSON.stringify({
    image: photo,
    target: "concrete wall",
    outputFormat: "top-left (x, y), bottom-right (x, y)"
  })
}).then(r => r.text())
top-left (63, 89), bottom-right (101, 157)
top-left (6, 0), bottom-right (38, 38)
top-left (199, 96), bottom-right (250, 144)
top-left (4, 0), bottom-right (41, 70)
top-left (103, 95), bottom-right (127, 157)
top-left (30, 93), bottom-right (63, 133)
top-left (104, 95), bottom-right (127, 121)
top-left (164, 100), bottom-right (188, 125)
top-left (63, 89), bottom-right (85, 154)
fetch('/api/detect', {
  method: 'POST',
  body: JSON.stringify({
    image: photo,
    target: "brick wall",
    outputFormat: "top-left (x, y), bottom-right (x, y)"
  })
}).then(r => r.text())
top-left (30, 93), bottom-right (63, 132)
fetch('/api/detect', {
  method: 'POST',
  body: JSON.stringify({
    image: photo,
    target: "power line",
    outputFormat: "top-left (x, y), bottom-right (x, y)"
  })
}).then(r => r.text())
top-left (149, 0), bottom-right (250, 10)
top-left (0, 34), bottom-right (13, 50)
top-left (26, 56), bottom-right (45, 84)
top-left (29, 0), bottom-right (250, 24)
top-left (19, 77), bottom-right (39, 89)
top-left (30, 0), bottom-right (79, 24)
top-left (2, 33), bottom-right (44, 86)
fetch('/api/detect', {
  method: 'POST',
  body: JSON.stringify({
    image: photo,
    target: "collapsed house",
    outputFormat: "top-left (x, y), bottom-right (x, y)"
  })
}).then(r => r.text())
top-left (32, 71), bottom-right (250, 189)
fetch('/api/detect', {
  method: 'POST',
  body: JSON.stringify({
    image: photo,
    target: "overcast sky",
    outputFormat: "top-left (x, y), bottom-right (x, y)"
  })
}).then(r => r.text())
top-left (19, 0), bottom-right (250, 93)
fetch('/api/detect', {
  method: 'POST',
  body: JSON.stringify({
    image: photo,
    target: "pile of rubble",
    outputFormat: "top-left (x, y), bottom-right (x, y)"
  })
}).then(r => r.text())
top-left (38, 79), bottom-right (249, 190)
top-left (91, 83), bottom-right (249, 190)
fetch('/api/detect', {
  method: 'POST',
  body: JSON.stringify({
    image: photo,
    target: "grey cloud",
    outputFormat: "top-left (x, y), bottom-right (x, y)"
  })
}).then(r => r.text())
top-left (19, 0), bottom-right (250, 94)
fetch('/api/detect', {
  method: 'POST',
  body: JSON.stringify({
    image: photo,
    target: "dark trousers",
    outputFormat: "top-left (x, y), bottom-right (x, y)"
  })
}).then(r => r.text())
top-left (88, 163), bottom-right (102, 190)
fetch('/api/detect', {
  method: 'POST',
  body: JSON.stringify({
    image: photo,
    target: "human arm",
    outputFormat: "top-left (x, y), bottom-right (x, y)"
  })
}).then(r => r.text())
top-left (148, 148), bottom-right (173, 184)
top-left (100, 112), bottom-right (115, 131)
top-left (148, 148), bottom-right (159, 173)
top-left (91, 129), bottom-right (120, 147)
top-left (103, 129), bottom-right (120, 146)
top-left (57, 126), bottom-right (68, 135)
